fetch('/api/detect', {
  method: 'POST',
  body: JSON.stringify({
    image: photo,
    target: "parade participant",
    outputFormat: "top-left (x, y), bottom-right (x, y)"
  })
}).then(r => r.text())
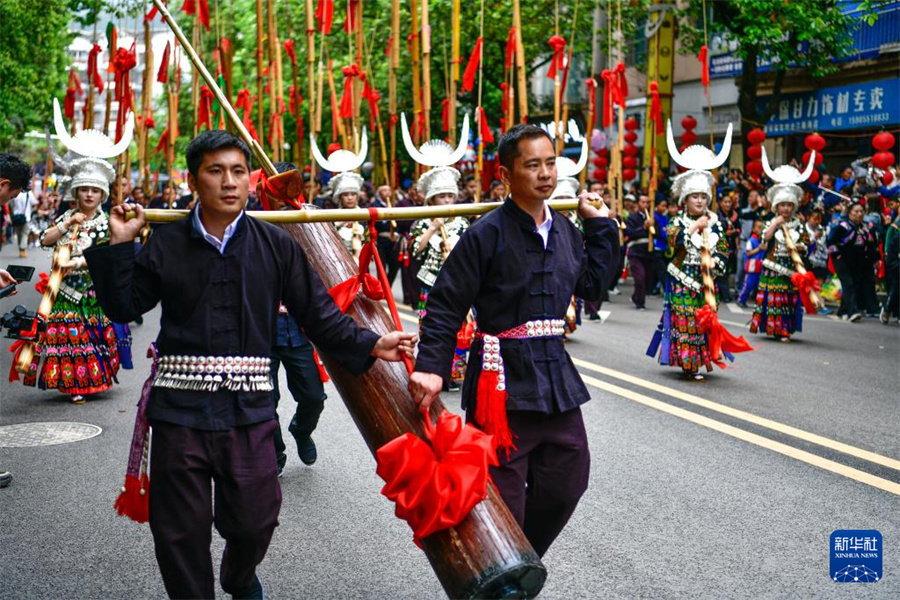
top-left (624, 193), bottom-right (655, 310)
top-left (23, 101), bottom-right (134, 403)
top-left (750, 149), bottom-right (817, 341)
top-left (403, 114), bottom-right (472, 386)
top-left (310, 131), bottom-right (368, 258)
top-left (828, 199), bottom-right (880, 321)
top-left (84, 130), bottom-right (415, 599)
top-left (716, 193), bottom-right (740, 303)
top-left (736, 188), bottom-right (763, 295)
top-left (649, 199), bottom-right (669, 296)
top-left (489, 180), bottom-right (507, 201)
top-left (648, 122), bottom-right (734, 380)
top-left (0, 152), bottom-right (32, 491)
top-left (264, 162), bottom-right (329, 473)
top-left (737, 220), bottom-right (764, 307)
top-left (409, 123), bottom-right (619, 557)
top-left (881, 213), bottom-right (900, 324)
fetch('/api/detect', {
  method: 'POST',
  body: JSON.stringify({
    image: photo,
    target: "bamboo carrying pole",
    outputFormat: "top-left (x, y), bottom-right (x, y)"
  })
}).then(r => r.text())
top-left (145, 3), bottom-right (548, 596)
top-left (782, 225), bottom-right (824, 310)
top-left (305, 0), bottom-right (317, 184)
top-left (448, 0), bottom-right (460, 141)
top-left (421, 0), bottom-right (431, 141)
top-left (512, 0), bottom-right (527, 122)
top-left (473, 0), bottom-right (486, 202)
top-left (410, 0), bottom-right (422, 146)
top-left (389, 0), bottom-right (399, 190)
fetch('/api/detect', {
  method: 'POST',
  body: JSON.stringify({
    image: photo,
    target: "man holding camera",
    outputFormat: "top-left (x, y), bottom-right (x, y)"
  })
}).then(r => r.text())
top-left (0, 152), bottom-right (34, 488)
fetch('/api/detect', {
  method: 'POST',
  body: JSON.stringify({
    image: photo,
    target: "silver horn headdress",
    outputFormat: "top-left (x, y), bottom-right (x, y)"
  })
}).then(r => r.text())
top-left (762, 146), bottom-right (816, 210)
top-left (402, 113), bottom-right (469, 202)
top-left (310, 130), bottom-right (369, 199)
top-left (667, 120), bottom-right (732, 205)
top-left (551, 135), bottom-right (589, 200)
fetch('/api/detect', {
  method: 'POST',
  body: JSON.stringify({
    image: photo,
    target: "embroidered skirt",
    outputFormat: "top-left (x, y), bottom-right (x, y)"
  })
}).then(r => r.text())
top-left (750, 255), bottom-right (802, 338)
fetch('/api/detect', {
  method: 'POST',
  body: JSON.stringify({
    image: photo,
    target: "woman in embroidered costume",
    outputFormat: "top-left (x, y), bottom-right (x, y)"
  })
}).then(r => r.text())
top-left (549, 137), bottom-right (590, 335)
top-left (404, 114), bottom-right (473, 385)
top-left (750, 148), bottom-right (817, 342)
top-left (648, 122), bottom-right (733, 380)
top-left (22, 99), bottom-right (134, 403)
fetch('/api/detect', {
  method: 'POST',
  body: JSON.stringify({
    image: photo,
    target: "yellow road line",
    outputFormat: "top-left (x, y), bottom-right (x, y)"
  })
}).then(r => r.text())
top-left (581, 374), bottom-right (900, 497)
top-left (572, 357), bottom-right (900, 472)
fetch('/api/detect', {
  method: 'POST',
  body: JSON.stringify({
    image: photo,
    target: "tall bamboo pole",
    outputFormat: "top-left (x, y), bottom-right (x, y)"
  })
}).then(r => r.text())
top-left (140, 16), bottom-right (153, 191)
top-left (449, 0), bottom-right (459, 142)
top-left (421, 0), bottom-right (431, 141)
top-left (256, 0), bottom-right (265, 146)
top-left (389, 0), bottom-right (399, 190)
top-left (266, 0), bottom-right (282, 161)
top-left (473, 0), bottom-right (485, 202)
top-left (410, 0), bottom-right (422, 146)
top-left (512, 0), bottom-right (527, 122)
top-left (305, 0), bottom-right (317, 184)
top-left (325, 54), bottom-right (349, 148)
top-left (192, 11), bottom-right (201, 136)
top-left (553, 1), bottom-right (562, 154)
top-left (580, 0), bottom-right (601, 189)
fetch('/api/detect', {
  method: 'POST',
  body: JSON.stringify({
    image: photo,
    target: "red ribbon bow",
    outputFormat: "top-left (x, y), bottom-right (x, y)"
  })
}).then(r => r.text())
top-left (696, 305), bottom-right (754, 369)
top-left (87, 44), bottom-right (104, 93)
top-left (339, 63), bottom-right (361, 119)
top-left (461, 37), bottom-right (482, 94)
top-left (376, 410), bottom-right (499, 545)
top-left (649, 80), bottom-right (663, 135)
top-left (546, 35), bottom-right (566, 80)
top-left (328, 230), bottom-right (385, 314)
top-left (113, 46), bottom-right (136, 106)
top-left (791, 271), bottom-right (822, 314)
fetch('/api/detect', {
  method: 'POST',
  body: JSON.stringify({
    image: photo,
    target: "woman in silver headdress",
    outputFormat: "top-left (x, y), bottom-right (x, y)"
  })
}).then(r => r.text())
top-left (648, 123), bottom-right (733, 380)
top-left (749, 149), bottom-right (816, 341)
top-left (21, 100), bottom-right (134, 403)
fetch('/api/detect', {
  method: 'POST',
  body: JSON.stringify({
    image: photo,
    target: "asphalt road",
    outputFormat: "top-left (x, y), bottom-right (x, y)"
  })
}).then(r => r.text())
top-left (1, 238), bottom-right (898, 599)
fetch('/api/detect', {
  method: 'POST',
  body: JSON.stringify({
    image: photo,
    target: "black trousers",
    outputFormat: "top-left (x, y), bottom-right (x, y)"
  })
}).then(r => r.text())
top-left (484, 408), bottom-right (590, 557)
top-left (629, 252), bottom-right (655, 308)
top-left (834, 258), bottom-right (879, 316)
top-left (149, 420), bottom-right (281, 599)
top-left (375, 235), bottom-right (400, 287)
top-left (271, 342), bottom-right (327, 466)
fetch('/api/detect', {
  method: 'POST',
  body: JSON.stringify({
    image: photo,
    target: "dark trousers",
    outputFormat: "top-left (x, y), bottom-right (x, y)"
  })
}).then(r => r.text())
top-left (400, 250), bottom-right (418, 307)
top-left (834, 258), bottom-right (879, 316)
top-left (885, 263), bottom-right (899, 314)
top-left (376, 235), bottom-right (400, 287)
top-left (149, 420), bottom-right (282, 599)
top-left (629, 252), bottom-right (654, 308)
top-left (271, 343), bottom-right (327, 466)
top-left (485, 407), bottom-right (590, 557)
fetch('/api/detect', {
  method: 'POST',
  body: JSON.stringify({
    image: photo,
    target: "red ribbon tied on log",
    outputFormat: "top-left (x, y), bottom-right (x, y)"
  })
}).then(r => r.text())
top-left (696, 305), bottom-right (754, 369)
top-left (376, 410), bottom-right (499, 545)
top-left (339, 63), bottom-right (361, 119)
top-left (461, 37), bottom-right (483, 94)
top-left (791, 271), bottom-right (822, 315)
top-left (87, 44), bottom-right (104, 93)
top-left (546, 35), bottom-right (566, 79)
top-left (256, 170), bottom-right (304, 211)
top-left (328, 241), bottom-right (385, 313)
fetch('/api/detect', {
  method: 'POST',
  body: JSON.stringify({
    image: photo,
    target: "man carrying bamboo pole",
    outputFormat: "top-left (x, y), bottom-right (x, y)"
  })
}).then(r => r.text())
top-left (409, 124), bottom-right (619, 557)
top-left (83, 130), bottom-right (416, 599)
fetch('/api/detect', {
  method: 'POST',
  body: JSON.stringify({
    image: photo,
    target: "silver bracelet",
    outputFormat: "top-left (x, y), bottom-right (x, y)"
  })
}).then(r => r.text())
top-left (56, 222), bottom-right (69, 235)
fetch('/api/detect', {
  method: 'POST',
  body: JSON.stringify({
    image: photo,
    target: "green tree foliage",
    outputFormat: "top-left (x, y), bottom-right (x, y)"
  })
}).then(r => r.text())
top-left (0, 0), bottom-right (74, 148)
top-left (677, 0), bottom-right (884, 143)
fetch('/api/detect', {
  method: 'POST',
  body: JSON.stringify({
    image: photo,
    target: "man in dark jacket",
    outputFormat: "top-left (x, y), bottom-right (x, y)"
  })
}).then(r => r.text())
top-left (85, 131), bottom-right (414, 599)
top-left (408, 124), bottom-right (619, 557)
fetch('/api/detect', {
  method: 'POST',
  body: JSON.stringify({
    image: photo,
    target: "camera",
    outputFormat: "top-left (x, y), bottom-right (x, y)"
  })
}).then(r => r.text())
top-left (0, 305), bottom-right (46, 342)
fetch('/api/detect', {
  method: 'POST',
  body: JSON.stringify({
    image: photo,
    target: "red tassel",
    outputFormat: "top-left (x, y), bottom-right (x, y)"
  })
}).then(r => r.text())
top-left (461, 37), bottom-right (482, 94)
top-left (313, 349), bottom-right (330, 383)
top-left (362, 75), bottom-right (380, 131)
top-left (696, 305), bottom-right (754, 368)
top-left (475, 370), bottom-right (515, 457)
top-left (477, 106), bottom-right (494, 143)
top-left (64, 88), bottom-right (76, 119)
top-left (601, 69), bottom-right (615, 128)
top-left (87, 44), bottom-right (104, 93)
top-left (315, 0), bottom-right (334, 34)
top-left (441, 98), bottom-right (450, 133)
top-left (339, 63), bottom-right (361, 119)
top-left (157, 42), bottom-right (171, 84)
top-left (699, 45), bottom-right (709, 88)
top-left (791, 271), bottom-right (822, 314)
top-left (343, 0), bottom-right (359, 33)
top-left (182, 0), bottom-right (210, 31)
top-left (505, 27), bottom-right (516, 70)
top-left (546, 35), bottom-right (567, 79)
top-left (197, 85), bottom-right (214, 130)
top-left (649, 80), bottom-right (663, 135)
top-left (283, 39), bottom-right (297, 66)
top-left (113, 472), bottom-right (150, 524)
top-left (615, 62), bottom-right (628, 100)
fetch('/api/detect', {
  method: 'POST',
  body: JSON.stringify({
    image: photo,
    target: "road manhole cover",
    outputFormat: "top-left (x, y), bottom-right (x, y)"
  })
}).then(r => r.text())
top-left (0, 422), bottom-right (102, 448)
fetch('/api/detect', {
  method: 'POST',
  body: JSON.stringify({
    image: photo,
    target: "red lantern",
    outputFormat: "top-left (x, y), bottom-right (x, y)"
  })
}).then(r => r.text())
top-left (680, 131), bottom-right (698, 146)
top-left (872, 151), bottom-right (896, 170)
top-left (746, 128), bottom-right (766, 145)
top-left (746, 145), bottom-right (762, 160)
top-left (623, 145), bottom-right (640, 157)
top-left (625, 117), bottom-right (639, 131)
top-left (622, 155), bottom-right (637, 168)
top-left (596, 156), bottom-right (608, 168)
top-left (624, 131), bottom-right (638, 144)
top-left (622, 168), bottom-right (637, 181)
top-left (592, 156), bottom-right (603, 167)
top-left (872, 131), bottom-right (896, 152)
top-left (681, 115), bottom-right (697, 130)
top-left (592, 168), bottom-right (607, 181)
top-left (804, 133), bottom-right (826, 152)
top-left (801, 151), bottom-right (824, 167)
top-left (882, 171), bottom-right (894, 186)
top-left (807, 169), bottom-right (820, 184)
top-left (597, 147), bottom-right (608, 157)
top-left (746, 160), bottom-right (763, 177)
